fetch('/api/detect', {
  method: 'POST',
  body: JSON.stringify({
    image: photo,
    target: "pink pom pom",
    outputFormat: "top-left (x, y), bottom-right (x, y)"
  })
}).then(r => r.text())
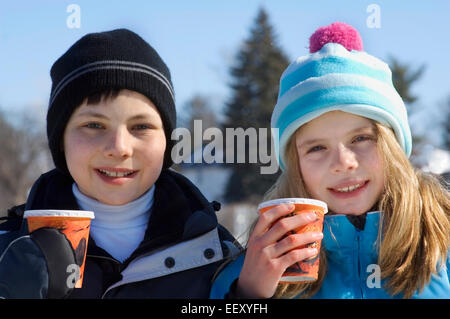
top-left (309, 22), bottom-right (363, 53)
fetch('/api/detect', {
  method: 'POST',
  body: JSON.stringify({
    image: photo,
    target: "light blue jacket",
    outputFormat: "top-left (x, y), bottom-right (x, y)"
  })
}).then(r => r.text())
top-left (210, 212), bottom-right (450, 299)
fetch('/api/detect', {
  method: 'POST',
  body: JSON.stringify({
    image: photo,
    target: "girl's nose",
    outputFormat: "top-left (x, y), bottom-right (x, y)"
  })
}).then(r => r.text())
top-left (103, 127), bottom-right (133, 159)
top-left (330, 144), bottom-right (358, 173)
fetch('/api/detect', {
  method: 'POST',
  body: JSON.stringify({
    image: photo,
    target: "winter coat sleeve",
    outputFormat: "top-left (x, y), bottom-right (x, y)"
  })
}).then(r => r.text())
top-left (210, 253), bottom-right (245, 299)
top-left (412, 251), bottom-right (450, 299)
top-left (0, 228), bottom-right (77, 299)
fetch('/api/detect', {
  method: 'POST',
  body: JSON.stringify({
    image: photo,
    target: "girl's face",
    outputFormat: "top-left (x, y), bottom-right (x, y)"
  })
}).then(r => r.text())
top-left (295, 111), bottom-right (384, 215)
top-left (63, 89), bottom-right (166, 205)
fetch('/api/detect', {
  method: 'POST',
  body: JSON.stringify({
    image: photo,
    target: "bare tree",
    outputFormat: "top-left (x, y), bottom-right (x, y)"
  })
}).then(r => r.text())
top-left (0, 109), bottom-right (52, 216)
top-left (182, 94), bottom-right (218, 150)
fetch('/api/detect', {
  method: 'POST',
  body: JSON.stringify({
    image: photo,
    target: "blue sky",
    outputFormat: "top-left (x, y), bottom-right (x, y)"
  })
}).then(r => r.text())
top-left (1, 0), bottom-right (449, 136)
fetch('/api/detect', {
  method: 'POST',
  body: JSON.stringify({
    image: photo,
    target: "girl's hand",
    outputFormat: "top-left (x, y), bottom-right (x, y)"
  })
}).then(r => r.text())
top-left (236, 204), bottom-right (322, 298)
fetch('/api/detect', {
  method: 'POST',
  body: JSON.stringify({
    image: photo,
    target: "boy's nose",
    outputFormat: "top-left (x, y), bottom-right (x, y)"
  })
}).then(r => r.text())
top-left (330, 144), bottom-right (358, 173)
top-left (103, 127), bottom-right (133, 159)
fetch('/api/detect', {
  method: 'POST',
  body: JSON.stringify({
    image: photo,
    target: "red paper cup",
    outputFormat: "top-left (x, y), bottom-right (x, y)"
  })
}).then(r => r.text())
top-left (24, 210), bottom-right (95, 288)
top-left (258, 198), bottom-right (327, 283)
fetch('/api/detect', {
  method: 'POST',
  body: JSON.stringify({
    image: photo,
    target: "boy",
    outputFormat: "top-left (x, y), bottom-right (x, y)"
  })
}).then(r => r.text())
top-left (0, 29), bottom-right (240, 298)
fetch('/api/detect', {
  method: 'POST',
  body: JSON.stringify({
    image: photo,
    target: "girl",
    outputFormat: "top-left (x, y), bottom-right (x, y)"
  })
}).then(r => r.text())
top-left (211, 22), bottom-right (449, 299)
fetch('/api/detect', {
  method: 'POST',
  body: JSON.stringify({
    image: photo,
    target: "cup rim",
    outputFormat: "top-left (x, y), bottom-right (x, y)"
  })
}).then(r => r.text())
top-left (257, 198), bottom-right (328, 214)
top-left (24, 210), bottom-right (95, 219)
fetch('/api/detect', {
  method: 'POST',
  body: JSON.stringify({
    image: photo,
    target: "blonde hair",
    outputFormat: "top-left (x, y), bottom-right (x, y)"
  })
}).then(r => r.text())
top-left (265, 121), bottom-right (450, 299)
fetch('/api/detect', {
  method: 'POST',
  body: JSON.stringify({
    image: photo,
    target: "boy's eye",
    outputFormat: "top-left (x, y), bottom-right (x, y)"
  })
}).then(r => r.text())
top-left (84, 122), bottom-right (103, 129)
top-left (132, 124), bottom-right (152, 130)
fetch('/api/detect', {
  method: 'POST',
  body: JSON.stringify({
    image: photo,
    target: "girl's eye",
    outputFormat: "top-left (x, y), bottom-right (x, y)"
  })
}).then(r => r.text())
top-left (307, 145), bottom-right (325, 153)
top-left (353, 135), bottom-right (373, 143)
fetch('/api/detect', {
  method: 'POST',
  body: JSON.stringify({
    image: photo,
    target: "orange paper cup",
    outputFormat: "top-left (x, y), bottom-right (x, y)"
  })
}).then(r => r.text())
top-left (258, 198), bottom-right (327, 283)
top-left (24, 210), bottom-right (95, 288)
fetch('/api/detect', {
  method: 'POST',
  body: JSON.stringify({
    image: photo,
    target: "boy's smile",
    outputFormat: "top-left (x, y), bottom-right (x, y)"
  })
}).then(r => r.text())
top-left (94, 167), bottom-right (139, 185)
top-left (295, 111), bottom-right (385, 215)
top-left (63, 89), bottom-right (166, 205)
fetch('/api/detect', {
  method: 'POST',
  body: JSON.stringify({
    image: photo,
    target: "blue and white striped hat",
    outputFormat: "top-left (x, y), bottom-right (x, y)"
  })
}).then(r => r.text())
top-left (271, 22), bottom-right (411, 170)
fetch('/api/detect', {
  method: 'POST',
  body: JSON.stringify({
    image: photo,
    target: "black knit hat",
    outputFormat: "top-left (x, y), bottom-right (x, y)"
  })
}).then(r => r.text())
top-left (47, 28), bottom-right (176, 175)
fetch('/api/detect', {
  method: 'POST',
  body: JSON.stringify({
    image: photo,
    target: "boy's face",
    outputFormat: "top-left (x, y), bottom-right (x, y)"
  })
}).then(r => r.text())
top-left (63, 89), bottom-right (166, 205)
top-left (295, 111), bottom-right (385, 215)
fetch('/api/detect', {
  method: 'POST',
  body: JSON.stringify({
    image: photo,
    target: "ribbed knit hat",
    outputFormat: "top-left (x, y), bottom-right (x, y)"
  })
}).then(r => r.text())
top-left (47, 28), bottom-right (176, 175)
top-left (271, 22), bottom-right (412, 170)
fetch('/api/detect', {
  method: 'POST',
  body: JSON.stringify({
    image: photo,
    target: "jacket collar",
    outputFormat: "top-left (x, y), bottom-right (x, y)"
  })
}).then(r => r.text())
top-left (127, 169), bottom-right (219, 262)
top-left (25, 169), bottom-right (79, 211)
top-left (323, 212), bottom-right (381, 263)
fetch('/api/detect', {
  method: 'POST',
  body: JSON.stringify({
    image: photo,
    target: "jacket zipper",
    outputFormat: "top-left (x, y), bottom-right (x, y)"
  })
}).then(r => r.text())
top-left (356, 230), bottom-right (364, 298)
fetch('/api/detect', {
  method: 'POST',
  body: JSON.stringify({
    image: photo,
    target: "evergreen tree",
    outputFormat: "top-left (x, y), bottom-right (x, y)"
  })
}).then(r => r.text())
top-left (222, 8), bottom-right (289, 203)
top-left (388, 56), bottom-right (426, 157)
top-left (389, 56), bottom-right (425, 104)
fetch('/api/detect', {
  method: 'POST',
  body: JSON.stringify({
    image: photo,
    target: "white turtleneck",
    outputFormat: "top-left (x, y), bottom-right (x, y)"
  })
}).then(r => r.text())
top-left (72, 184), bottom-right (154, 263)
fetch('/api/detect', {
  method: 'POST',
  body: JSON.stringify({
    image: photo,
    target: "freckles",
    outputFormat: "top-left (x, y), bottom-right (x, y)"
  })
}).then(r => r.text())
top-left (299, 160), bottom-right (315, 187)
top-left (366, 150), bottom-right (383, 170)
top-left (70, 138), bottom-right (89, 153)
top-left (66, 134), bottom-right (98, 160)
top-left (143, 136), bottom-right (166, 153)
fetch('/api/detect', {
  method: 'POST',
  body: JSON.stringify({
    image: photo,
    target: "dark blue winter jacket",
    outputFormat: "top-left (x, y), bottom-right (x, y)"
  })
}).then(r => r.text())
top-left (0, 168), bottom-right (240, 298)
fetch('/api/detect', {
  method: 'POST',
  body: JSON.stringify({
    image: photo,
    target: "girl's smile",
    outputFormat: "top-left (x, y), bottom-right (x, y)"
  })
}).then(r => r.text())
top-left (327, 179), bottom-right (370, 199)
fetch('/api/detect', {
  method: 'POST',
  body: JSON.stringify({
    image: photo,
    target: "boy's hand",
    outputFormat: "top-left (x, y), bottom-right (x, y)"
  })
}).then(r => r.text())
top-left (236, 204), bottom-right (322, 298)
top-left (0, 228), bottom-right (77, 299)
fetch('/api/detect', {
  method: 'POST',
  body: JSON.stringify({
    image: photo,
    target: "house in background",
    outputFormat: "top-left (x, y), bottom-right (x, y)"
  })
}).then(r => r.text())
top-left (416, 145), bottom-right (450, 189)
top-left (175, 144), bottom-right (257, 243)
top-left (176, 144), bottom-right (231, 204)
